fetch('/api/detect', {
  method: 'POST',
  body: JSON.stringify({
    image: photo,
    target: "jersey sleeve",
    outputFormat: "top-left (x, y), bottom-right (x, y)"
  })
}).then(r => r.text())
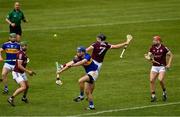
top-left (84, 54), bottom-right (91, 61)
top-left (6, 11), bottom-right (12, 19)
top-left (149, 46), bottom-right (153, 53)
top-left (1, 44), bottom-right (6, 50)
top-left (107, 43), bottom-right (111, 49)
top-left (91, 42), bottom-right (97, 48)
top-left (17, 53), bottom-right (24, 60)
top-left (21, 12), bottom-right (26, 21)
top-left (164, 46), bottom-right (170, 54)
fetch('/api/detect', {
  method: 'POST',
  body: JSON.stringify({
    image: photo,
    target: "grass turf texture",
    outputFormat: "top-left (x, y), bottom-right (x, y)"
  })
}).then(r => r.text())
top-left (0, 0), bottom-right (180, 116)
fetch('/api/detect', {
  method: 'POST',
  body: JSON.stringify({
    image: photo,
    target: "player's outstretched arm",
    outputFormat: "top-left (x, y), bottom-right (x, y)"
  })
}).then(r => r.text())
top-left (71, 59), bottom-right (87, 67)
top-left (166, 51), bottom-right (173, 69)
top-left (57, 61), bottom-right (74, 75)
top-left (110, 34), bottom-right (133, 49)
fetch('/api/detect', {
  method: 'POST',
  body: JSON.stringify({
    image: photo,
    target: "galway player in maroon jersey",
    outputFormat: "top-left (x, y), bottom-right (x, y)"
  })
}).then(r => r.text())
top-left (144, 36), bottom-right (173, 102)
top-left (86, 33), bottom-right (133, 71)
top-left (8, 42), bottom-right (36, 106)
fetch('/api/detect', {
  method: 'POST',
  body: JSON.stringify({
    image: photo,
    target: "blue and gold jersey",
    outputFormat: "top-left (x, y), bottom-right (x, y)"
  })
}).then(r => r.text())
top-left (73, 53), bottom-right (98, 73)
top-left (83, 53), bottom-right (98, 73)
top-left (2, 41), bottom-right (20, 65)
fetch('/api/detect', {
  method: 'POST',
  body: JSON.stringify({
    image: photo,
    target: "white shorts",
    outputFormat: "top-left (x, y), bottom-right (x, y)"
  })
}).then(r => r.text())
top-left (12, 71), bottom-right (28, 84)
top-left (151, 66), bottom-right (166, 73)
top-left (87, 70), bottom-right (99, 81)
top-left (3, 63), bottom-right (15, 71)
top-left (93, 60), bottom-right (102, 71)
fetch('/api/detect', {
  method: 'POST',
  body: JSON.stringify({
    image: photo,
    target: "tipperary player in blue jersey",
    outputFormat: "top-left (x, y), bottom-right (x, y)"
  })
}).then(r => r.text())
top-left (57, 46), bottom-right (98, 110)
top-left (0, 33), bottom-right (20, 94)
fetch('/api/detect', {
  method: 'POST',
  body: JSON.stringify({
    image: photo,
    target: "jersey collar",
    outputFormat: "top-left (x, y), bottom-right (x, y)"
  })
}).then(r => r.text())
top-left (155, 44), bottom-right (162, 49)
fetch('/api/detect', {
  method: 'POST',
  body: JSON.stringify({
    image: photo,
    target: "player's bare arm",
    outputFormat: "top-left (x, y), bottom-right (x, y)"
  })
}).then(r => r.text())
top-left (57, 61), bottom-right (74, 74)
top-left (0, 48), bottom-right (4, 61)
top-left (71, 60), bottom-right (86, 67)
top-left (166, 51), bottom-right (173, 69)
top-left (110, 34), bottom-right (133, 49)
top-left (71, 59), bottom-right (87, 67)
top-left (17, 60), bottom-right (36, 76)
top-left (86, 46), bottom-right (94, 52)
top-left (5, 18), bottom-right (15, 27)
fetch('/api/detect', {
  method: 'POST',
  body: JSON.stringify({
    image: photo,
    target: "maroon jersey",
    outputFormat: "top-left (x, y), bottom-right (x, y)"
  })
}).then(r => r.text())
top-left (14, 50), bottom-right (28, 73)
top-left (149, 44), bottom-right (169, 66)
top-left (91, 41), bottom-right (111, 63)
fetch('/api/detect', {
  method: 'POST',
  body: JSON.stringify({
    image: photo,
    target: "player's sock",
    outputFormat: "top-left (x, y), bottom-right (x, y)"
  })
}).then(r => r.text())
top-left (151, 92), bottom-right (156, 98)
top-left (79, 91), bottom-right (84, 98)
top-left (162, 88), bottom-right (167, 101)
top-left (163, 88), bottom-right (166, 95)
top-left (22, 95), bottom-right (28, 103)
top-left (89, 101), bottom-right (95, 108)
top-left (23, 94), bottom-right (26, 98)
top-left (11, 96), bottom-right (15, 99)
top-left (151, 92), bottom-right (157, 102)
top-left (3, 85), bottom-right (9, 94)
top-left (4, 85), bottom-right (8, 91)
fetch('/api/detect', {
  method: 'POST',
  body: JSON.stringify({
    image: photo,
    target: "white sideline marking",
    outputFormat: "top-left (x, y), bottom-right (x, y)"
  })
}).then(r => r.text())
top-left (76, 101), bottom-right (180, 116)
top-left (1, 17), bottom-right (180, 33)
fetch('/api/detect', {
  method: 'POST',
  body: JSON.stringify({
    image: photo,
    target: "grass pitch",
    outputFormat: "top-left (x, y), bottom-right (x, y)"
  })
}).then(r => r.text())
top-left (0, 0), bottom-right (180, 116)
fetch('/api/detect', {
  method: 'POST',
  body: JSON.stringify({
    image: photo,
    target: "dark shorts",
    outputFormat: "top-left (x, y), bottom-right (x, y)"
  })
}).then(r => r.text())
top-left (87, 74), bottom-right (94, 84)
top-left (9, 25), bottom-right (22, 35)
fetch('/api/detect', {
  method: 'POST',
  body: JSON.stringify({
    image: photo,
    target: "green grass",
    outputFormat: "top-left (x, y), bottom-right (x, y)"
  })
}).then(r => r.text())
top-left (0, 0), bottom-right (180, 116)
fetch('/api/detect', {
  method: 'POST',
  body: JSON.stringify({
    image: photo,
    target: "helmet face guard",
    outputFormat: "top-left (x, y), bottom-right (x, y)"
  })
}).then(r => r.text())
top-left (77, 46), bottom-right (86, 53)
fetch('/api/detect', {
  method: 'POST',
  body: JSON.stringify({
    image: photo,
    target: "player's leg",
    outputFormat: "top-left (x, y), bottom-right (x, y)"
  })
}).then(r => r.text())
top-left (16, 35), bottom-right (21, 42)
top-left (1, 65), bottom-right (11, 94)
top-left (15, 26), bottom-right (22, 42)
top-left (22, 81), bottom-right (29, 103)
top-left (8, 72), bottom-right (28, 106)
top-left (73, 75), bottom-right (90, 102)
top-left (85, 82), bottom-right (95, 110)
top-left (8, 81), bottom-right (27, 106)
top-left (150, 68), bottom-right (158, 102)
top-left (158, 68), bottom-right (167, 101)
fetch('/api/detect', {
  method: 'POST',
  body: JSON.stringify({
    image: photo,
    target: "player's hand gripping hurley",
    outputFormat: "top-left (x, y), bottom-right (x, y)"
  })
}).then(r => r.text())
top-left (120, 34), bottom-right (133, 58)
top-left (55, 62), bottom-right (63, 86)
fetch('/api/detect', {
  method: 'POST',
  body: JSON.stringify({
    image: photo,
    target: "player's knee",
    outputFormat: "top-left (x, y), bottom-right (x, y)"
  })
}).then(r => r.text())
top-left (2, 73), bottom-right (7, 78)
top-left (86, 90), bottom-right (92, 96)
top-left (159, 79), bottom-right (164, 83)
top-left (26, 85), bottom-right (29, 89)
top-left (21, 85), bottom-right (27, 90)
top-left (78, 79), bottom-right (83, 84)
top-left (85, 90), bottom-right (89, 95)
top-left (21, 86), bottom-right (26, 91)
top-left (150, 79), bottom-right (155, 84)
